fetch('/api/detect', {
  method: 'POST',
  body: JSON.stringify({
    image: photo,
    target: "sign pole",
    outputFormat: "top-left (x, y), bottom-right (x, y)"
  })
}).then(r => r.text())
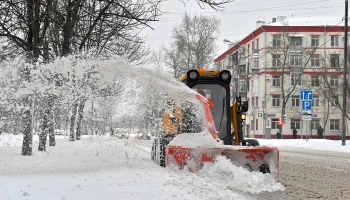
top-left (342, 0), bottom-right (348, 146)
top-left (300, 90), bottom-right (313, 141)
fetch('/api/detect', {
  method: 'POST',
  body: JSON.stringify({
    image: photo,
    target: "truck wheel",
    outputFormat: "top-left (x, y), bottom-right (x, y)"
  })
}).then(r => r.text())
top-left (259, 164), bottom-right (270, 174)
top-left (151, 140), bottom-right (156, 161)
top-left (159, 139), bottom-right (167, 167)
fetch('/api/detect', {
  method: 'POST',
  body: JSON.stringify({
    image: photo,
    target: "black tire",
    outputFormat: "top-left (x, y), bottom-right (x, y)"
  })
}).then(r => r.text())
top-left (159, 139), bottom-right (167, 167)
top-left (259, 164), bottom-right (270, 174)
top-left (151, 140), bottom-right (156, 161)
top-left (244, 139), bottom-right (260, 146)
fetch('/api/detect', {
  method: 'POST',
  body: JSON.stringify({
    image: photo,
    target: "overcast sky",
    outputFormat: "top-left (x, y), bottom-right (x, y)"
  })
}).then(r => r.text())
top-left (141, 0), bottom-right (345, 58)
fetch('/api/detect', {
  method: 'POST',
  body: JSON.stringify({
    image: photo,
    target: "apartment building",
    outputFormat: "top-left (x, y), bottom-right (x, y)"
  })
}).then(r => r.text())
top-left (214, 16), bottom-right (350, 139)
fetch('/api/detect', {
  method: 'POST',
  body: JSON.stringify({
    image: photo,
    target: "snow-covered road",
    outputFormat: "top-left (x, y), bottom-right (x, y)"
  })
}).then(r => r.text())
top-left (2, 134), bottom-right (349, 200)
top-left (0, 135), bottom-right (283, 200)
top-left (253, 146), bottom-right (350, 200)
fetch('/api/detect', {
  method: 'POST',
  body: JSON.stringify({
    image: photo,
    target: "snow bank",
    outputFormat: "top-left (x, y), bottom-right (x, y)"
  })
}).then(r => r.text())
top-left (258, 139), bottom-right (350, 153)
top-left (0, 136), bottom-right (149, 175)
top-left (0, 133), bottom-right (67, 147)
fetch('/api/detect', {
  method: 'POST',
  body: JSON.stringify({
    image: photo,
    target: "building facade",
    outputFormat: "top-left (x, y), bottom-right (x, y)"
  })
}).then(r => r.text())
top-left (214, 17), bottom-right (350, 139)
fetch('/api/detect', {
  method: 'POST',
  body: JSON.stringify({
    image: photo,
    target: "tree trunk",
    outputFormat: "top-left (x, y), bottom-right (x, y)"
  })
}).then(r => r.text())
top-left (39, 95), bottom-right (55, 151)
top-left (49, 95), bottom-right (56, 146)
top-left (22, 104), bottom-right (33, 156)
top-left (76, 99), bottom-right (86, 140)
top-left (70, 103), bottom-right (79, 141)
top-left (280, 101), bottom-right (286, 137)
top-left (22, 62), bottom-right (33, 155)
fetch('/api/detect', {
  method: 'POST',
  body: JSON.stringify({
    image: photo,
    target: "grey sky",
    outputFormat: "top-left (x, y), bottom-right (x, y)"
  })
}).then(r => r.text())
top-left (142, 0), bottom-right (344, 57)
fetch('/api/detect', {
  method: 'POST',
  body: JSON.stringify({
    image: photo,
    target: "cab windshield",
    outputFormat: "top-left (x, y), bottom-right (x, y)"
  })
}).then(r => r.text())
top-left (192, 84), bottom-right (228, 139)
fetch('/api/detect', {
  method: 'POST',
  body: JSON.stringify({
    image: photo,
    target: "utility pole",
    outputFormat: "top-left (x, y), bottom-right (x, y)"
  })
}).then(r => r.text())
top-left (342, 0), bottom-right (348, 146)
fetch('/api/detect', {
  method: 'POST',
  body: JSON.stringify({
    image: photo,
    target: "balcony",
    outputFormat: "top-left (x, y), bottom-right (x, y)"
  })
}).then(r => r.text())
top-left (291, 44), bottom-right (304, 52)
top-left (290, 66), bottom-right (303, 73)
top-left (250, 58), bottom-right (259, 70)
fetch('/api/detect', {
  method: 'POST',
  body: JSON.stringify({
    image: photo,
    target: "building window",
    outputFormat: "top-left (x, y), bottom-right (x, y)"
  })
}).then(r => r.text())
top-left (256, 96), bottom-right (259, 106)
top-left (238, 65), bottom-right (246, 74)
top-left (256, 38), bottom-right (259, 49)
top-left (311, 36), bottom-right (319, 47)
top-left (272, 96), bottom-right (280, 106)
top-left (330, 55), bottom-right (339, 67)
top-left (330, 119), bottom-right (339, 131)
top-left (311, 55), bottom-right (320, 67)
top-left (272, 55), bottom-right (281, 67)
top-left (311, 120), bottom-right (320, 130)
top-left (256, 119), bottom-right (258, 130)
top-left (312, 95), bottom-right (319, 107)
top-left (273, 35), bottom-right (281, 47)
top-left (252, 59), bottom-right (259, 68)
top-left (272, 76), bottom-right (281, 87)
top-left (291, 119), bottom-right (300, 129)
top-left (292, 95), bottom-right (300, 107)
top-left (330, 96), bottom-right (339, 108)
top-left (330, 76), bottom-right (339, 87)
top-left (251, 97), bottom-right (254, 107)
top-left (238, 80), bottom-right (246, 92)
top-left (290, 56), bottom-right (302, 66)
top-left (291, 73), bottom-right (301, 86)
top-left (248, 44), bottom-right (250, 55)
top-left (291, 37), bottom-right (302, 45)
top-left (311, 76), bottom-right (320, 87)
top-left (331, 36), bottom-right (339, 47)
top-left (271, 119), bottom-right (279, 129)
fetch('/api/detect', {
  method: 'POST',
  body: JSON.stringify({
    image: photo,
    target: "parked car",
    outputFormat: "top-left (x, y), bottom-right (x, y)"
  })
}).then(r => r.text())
top-left (116, 132), bottom-right (129, 139)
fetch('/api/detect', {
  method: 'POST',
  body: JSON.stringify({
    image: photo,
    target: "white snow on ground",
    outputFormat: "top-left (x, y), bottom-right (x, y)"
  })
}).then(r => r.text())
top-left (258, 138), bottom-right (350, 153)
top-left (0, 134), bottom-right (285, 200)
top-left (2, 133), bottom-right (348, 199)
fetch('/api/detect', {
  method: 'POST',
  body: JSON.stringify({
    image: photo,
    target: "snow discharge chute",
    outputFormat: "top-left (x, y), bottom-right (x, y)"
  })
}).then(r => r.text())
top-left (151, 68), bottom-right (279, 180)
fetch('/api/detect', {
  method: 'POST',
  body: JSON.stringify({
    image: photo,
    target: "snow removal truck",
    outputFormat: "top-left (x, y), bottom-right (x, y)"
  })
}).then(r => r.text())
top-left (151, 68), bottom-right (279, 179)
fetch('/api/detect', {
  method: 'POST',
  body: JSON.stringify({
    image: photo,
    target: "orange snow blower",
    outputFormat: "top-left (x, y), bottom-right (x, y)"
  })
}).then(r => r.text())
top-left (151, 69), bottom-right (279, 179)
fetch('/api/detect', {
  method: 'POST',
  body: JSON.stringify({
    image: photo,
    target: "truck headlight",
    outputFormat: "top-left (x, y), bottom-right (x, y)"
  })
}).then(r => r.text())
top-left (220, 70), bottom-right (231, 81)
top-left (187, 70), bottom-right (199, 80)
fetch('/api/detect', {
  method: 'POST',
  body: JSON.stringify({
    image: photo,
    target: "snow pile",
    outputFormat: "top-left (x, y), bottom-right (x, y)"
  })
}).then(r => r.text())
top-left (0, 133), bottom-right (25, 146)
top-left (197, 156), bottom-right (285, 194)
top-left (258, 139), bottom-right (350, 153)
top-left (168, 129), bottom-right (219, 147)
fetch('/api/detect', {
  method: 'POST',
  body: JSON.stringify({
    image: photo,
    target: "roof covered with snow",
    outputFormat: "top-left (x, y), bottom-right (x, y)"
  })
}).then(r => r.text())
top-left (265, 17), bottom-right (344, 26)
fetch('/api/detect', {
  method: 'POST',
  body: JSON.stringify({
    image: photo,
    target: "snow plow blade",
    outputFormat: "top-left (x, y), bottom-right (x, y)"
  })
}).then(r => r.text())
top-left (166, 145), bottom-right (279, 179)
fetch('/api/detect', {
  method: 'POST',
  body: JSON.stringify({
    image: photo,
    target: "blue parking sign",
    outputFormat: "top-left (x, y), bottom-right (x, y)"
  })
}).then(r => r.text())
top-left (301, 100), bottom-right (312, 110)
